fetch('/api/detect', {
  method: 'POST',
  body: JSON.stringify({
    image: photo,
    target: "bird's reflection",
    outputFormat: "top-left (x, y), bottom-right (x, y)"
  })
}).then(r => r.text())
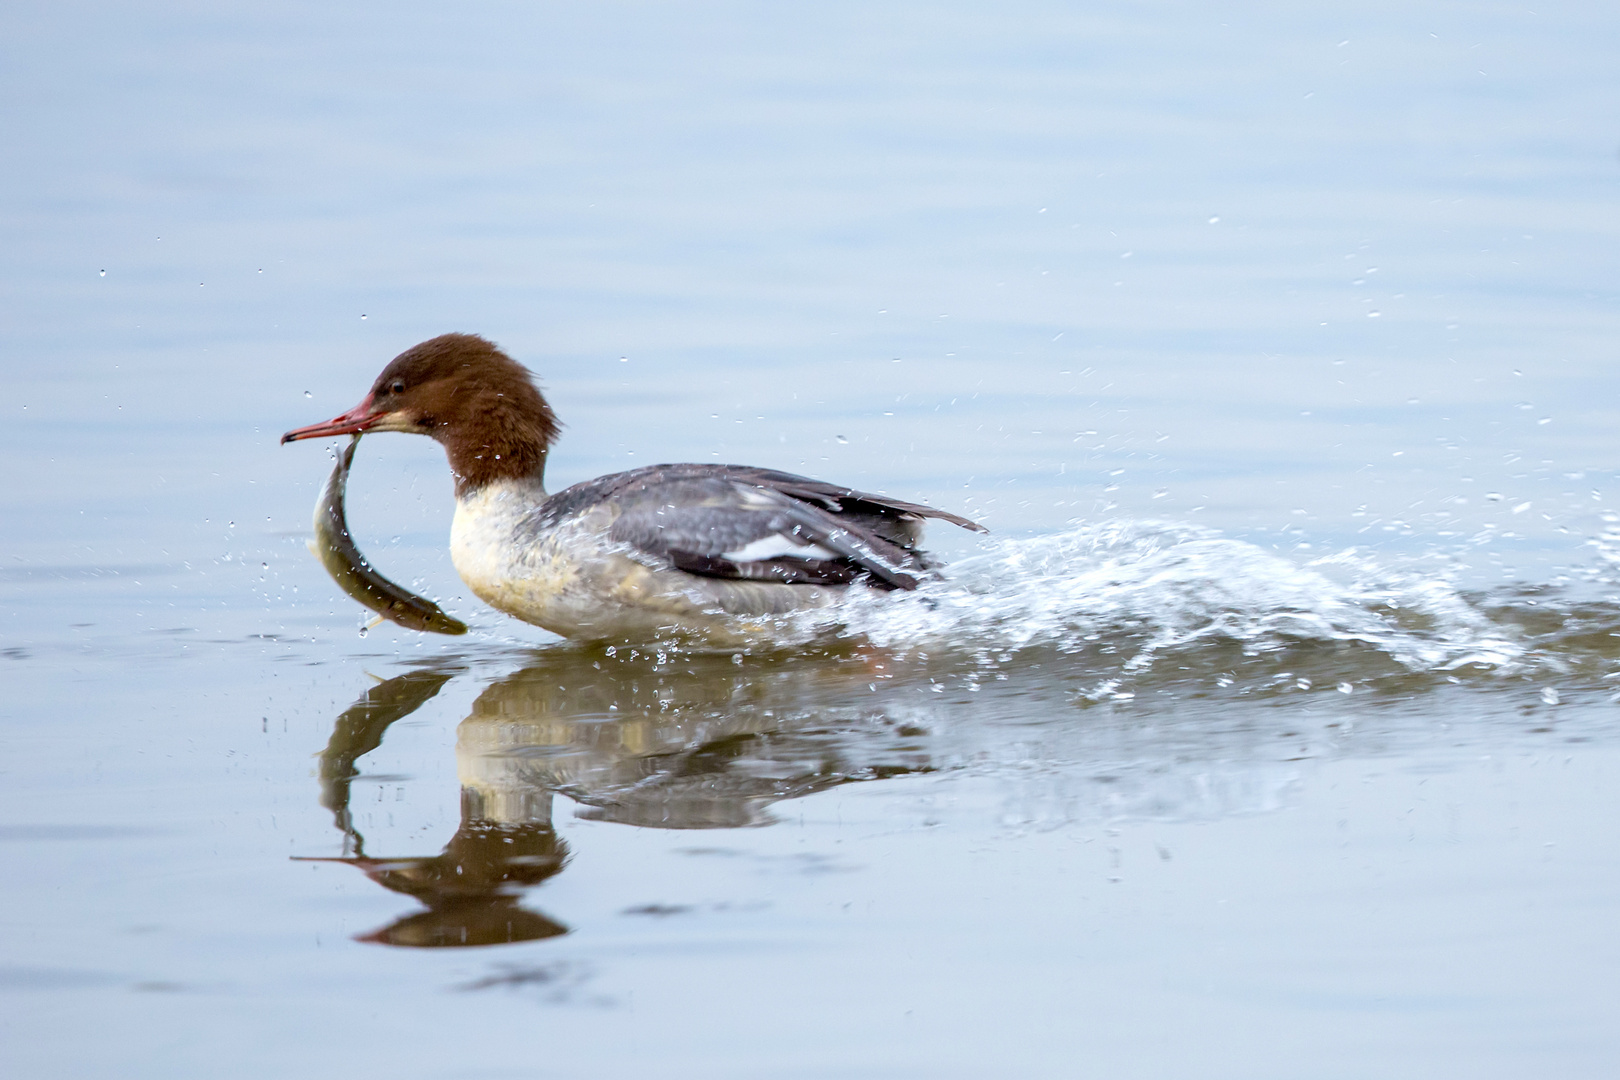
top-left (304, 649), bottom-right (934, 948)
top-left (297, 663), bottom-right (569, 947)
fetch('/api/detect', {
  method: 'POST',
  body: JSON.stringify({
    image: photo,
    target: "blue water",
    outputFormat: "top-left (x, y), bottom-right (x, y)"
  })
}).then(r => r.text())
top-left (5, 2), bottom-right (1620, 1076)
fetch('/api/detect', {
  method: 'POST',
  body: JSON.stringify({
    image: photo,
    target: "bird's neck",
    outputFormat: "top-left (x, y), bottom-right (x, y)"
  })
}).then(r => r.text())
top-left (439, 401), bottom-right (559, 499)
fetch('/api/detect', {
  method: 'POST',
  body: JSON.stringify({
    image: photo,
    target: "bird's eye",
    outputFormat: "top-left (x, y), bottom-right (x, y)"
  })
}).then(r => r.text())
top-left (389, 379), bottom-right (406, 395)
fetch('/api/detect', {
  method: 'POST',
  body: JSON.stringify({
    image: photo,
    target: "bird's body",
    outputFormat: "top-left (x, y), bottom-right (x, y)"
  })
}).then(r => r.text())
top-left (448, 472), bottom-right (840, 646)
top-left (283, 334), bottom-right (984, 646)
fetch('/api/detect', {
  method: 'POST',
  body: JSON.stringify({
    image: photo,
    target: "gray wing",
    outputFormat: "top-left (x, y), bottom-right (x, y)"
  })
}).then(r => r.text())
top-left (603, 475), bottom-right (929, 590)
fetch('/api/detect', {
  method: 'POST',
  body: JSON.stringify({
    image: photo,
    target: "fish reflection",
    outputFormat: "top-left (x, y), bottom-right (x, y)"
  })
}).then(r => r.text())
top-left (312, 665), bottom-right (458, 853)
top-left (305, 650), bottom-right (934, 948)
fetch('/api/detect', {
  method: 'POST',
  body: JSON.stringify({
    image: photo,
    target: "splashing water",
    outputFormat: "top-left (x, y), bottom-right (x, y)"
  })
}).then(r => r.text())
top-left (790, 522), bottom-right (1525, 678)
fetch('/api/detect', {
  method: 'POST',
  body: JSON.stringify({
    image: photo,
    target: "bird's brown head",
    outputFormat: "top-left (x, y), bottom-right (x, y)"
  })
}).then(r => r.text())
top-left (282, 334), bottom-right (562, 496)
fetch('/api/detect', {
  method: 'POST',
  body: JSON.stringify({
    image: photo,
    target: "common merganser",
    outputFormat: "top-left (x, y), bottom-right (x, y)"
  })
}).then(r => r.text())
top-left (282, 333), bottom-right (985, 646)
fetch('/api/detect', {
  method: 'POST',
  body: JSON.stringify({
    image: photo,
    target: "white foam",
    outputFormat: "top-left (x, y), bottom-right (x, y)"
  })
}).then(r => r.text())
top-left (787, 521), bottom-right (1525, 673)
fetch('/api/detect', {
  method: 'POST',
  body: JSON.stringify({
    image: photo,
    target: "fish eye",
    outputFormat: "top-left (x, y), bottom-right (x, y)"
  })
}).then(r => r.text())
top-left (389, 379), bottom-right (406, 395)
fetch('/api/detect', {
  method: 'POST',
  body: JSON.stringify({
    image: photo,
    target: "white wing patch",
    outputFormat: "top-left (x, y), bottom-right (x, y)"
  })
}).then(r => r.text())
top-left (722, 534), bottom-right (839, 563)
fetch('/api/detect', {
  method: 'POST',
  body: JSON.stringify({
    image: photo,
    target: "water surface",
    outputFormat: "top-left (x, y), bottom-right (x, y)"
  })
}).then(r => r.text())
top-left (4, 1), bottom-right (1620, 1076)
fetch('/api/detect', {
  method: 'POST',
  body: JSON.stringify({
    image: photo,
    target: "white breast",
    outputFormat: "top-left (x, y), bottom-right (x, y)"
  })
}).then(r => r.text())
top-left (450, 477), bottom-right (548, 602)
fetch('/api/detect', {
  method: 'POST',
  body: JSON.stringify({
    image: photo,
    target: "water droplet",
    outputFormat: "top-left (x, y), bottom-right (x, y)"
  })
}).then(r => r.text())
top-left (1366, 310), bottom-right (1381, 318)
top-left (1337, 682), bottom-right (1353, 694)
top-left (1538, 417), bottom-right (1552, 425)
top-left (619, 356), bottom-right (628, 363)
top-left (1207, 216), bottom-right (1220, 224)
top-left (1540, 687), bottom-right (1560, 705)
top-left (836, 435), bottom-right (849, 444)
top-left (357, 624), bottom-right (369, 638)
top-left (228, 521), bottom-right (236, 529)
top-left (1485, 492), bottom-right (1504, 502)
top-left (304, 390), bottom-right (312, 398)
top-left (360, 314), bottom-right (367, 320)
top-left (99, 269), bottom-right (106, 277)
top-left (1295, 678), bottom-right (1311, 690)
